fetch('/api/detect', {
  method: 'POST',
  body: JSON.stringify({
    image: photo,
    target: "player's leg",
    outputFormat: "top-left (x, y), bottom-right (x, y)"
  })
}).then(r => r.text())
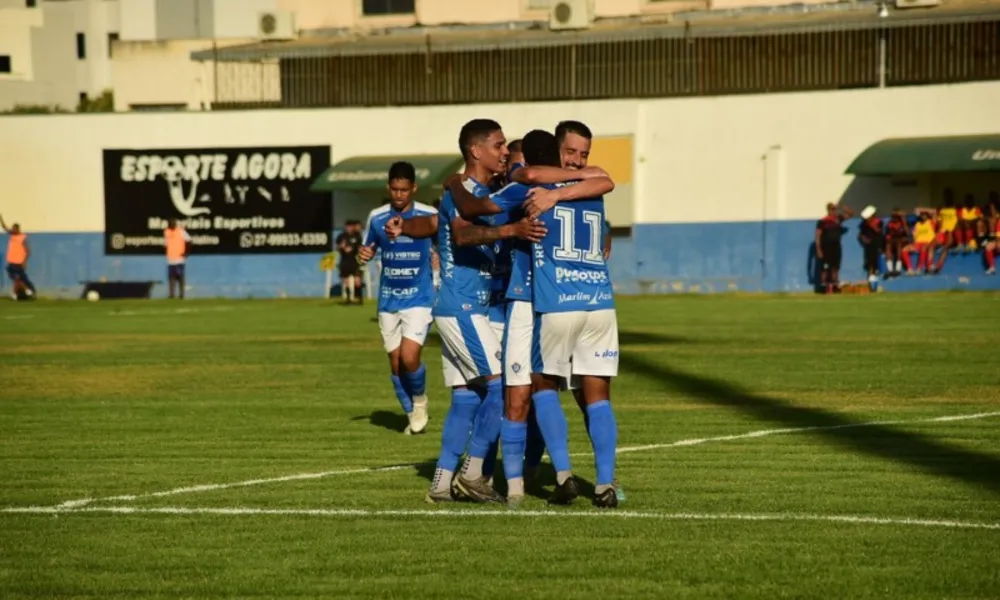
top-left (378, 311), bottom-right (414, 431)
top-left (167, 265), bottom-right (176, 299)
top-left (499, 301), bottom-right (533, 506)
top-left (398, 307), bottom-right (432, 434)
top-left (426, 316), bottom-right (482, 503)
top-left (475, 311), bottom-right (506, 483)
top-left (533, 311), bottom-right (582, 505)
top-left (177, 264), bottom-right (186, 300)
top-left (453, 314), bottom-right (504, 502)
top-left (985, 241), bottom-right (997, 274)
top-left (573, 308), bottom-right (621, 508)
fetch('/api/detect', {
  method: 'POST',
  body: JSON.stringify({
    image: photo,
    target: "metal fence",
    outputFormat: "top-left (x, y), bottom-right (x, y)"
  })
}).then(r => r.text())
top-left (210, 17), bottom-right (1000, 110)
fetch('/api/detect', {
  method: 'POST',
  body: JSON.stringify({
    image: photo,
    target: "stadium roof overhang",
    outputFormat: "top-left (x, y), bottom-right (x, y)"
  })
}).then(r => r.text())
top-left (310, 154), bottom-right (463, 200)
top-left (845, 134), bottom-right (1000, 176)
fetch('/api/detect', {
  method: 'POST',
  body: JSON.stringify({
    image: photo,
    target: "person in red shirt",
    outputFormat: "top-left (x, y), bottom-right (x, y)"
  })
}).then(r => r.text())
top-left (815, 203), bottom-right (854, 294)
top-left (883, 209), bottom-right (908, 277)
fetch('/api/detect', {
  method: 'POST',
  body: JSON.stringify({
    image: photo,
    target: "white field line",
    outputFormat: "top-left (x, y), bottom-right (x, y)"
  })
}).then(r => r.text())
top-left (49, 410), bottom-right (1000, 510)
top-left (3, 505), bottom-right (999, 531)
top-left (2, 314), bottom-right (34, 320)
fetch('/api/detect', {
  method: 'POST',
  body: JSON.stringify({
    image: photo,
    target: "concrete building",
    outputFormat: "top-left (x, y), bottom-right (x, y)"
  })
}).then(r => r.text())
top-left (0, 0), bottom-right (119, 112)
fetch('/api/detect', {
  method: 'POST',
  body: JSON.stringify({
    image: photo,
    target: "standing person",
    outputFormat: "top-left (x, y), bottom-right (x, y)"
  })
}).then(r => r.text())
top-left (1, 215), bottom-right (35, 300)
top-left (164, 218), bottom-right (191, 300)
top-left (357, 162), bottom-right (437, 435)
top-left (336, 220), bottom-right (364, 304)
top-left (385, 119), bottom-right (545, 503)
top-left (858, 207), bottom-right (884, 291)
top-left (815, 203), bottom-right (853, 294)
top-left (884, 209), bottom-right (909, 277)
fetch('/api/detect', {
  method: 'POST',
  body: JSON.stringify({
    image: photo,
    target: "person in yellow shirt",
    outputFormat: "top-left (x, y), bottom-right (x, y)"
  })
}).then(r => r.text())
top-left (1, 214), bottom-right (35, 300)
top-left (164, 219), bottom-right (192, 299)
top-left (957, 194), bottom-right (983, 252)
top-left (934, 192), bottom-right (959, 272)
top-left (902, 211), bottom-right (937, 274)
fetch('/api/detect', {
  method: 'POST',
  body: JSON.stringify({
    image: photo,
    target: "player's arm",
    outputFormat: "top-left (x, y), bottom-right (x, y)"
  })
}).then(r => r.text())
top-left (814, 225), bottom-right (823, 259)
top-left (386, 214), bottom-right (438, 240)
top-left (452, 215), bottom-right (546, 247)
top-left (358, 213), bottom-right (379, 264)
top-left (512, 165), bottom-right (608, 185)
top-left (0, 215), bottom-right (9, 233)
top-left (446, 175), bottom-right (504, 219)
top-left (523, 177), bottom-right (616, 219)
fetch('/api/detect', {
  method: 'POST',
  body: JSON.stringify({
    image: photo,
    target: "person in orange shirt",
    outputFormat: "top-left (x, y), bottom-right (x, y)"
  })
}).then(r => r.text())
top-left (164, 219), bottom-right (192, 299)
top-left (956, 194), bottom-right (983, 252)
top-left (902, 211), bottom-right (937, 274)
top-left (1, 214), bottom-right (35, 300)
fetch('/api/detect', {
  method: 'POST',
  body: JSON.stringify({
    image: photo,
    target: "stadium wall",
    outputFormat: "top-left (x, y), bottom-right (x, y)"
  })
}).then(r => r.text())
top-left (1, 81), bottom-right (998, 298)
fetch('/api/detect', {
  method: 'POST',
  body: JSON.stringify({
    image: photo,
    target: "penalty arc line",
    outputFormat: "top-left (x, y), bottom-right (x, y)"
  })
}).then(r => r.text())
top-left (3, 505), bottom-right (999, 531)
top-left (50, 410), bottom-right (1000, 510)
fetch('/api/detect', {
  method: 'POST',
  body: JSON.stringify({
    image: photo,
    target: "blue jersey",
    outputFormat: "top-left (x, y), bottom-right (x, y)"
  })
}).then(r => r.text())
top-left (364, 202), bottom-right (437, 313)
top-left (532, 193), bottom-right (614, 314)
top-left (488, 181), bottom-right (559, 303)
top-left (434, 177), bottom-right (496, 317)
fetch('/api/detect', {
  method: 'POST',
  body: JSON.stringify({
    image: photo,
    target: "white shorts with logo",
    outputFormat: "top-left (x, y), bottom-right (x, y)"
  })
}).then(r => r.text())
top-left (503, 300), bottom-right (534, 387)
top-left (435, 313), bottom-right (503, 387)
top-left (377, 307), bottom-right (433, 353)
top-left (533, 309), bottom-right (619, 382)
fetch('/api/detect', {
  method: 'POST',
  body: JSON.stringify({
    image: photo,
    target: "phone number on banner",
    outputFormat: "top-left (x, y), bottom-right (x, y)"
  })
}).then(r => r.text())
top-left (239, 232), bottom-right (329, 249)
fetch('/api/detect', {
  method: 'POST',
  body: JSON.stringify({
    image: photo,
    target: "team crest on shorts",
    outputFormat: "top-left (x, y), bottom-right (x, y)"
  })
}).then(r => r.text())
top-left (495, 350), bottom-right (502, 361)
top-left (512, 363), bottom-right (522, 373)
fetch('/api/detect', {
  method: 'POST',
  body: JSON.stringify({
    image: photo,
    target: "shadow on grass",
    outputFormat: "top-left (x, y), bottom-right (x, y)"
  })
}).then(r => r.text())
top-left (620, 342), bottom-right (1000, 496)
top-left (351, 410), bottom-right (409, 434)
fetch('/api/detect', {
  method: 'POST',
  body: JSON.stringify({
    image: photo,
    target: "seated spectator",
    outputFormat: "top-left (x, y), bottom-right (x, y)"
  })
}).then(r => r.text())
top-left (935, 191), bottom-right (959, 270)
top-left (957, 194), bottom-right (983, 252)
top-left (884, 209), bottom-right (908, 277)
top-left (858, 206), bottom-right (884, 289)
top-left (902, 211), bottom-right (937, 275)
top-left (986, 191), bottom-right (999, 233)
top-left (984, 218), bottom-right (999, 274)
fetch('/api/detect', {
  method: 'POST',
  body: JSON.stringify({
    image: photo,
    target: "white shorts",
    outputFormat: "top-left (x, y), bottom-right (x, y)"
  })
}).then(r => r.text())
top-left (503, 300), bottom-right (533, 387)
top-left (377, 307), bottom-right (433, 353)
top-left (533, 309), bottom-right (619, 381)
top-left (436, 313), bottom-right (503, 388)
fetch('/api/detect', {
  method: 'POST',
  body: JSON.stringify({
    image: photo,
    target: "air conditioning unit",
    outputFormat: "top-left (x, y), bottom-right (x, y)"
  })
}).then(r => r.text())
top-left (894, 0), bottom-right (942, 8)
top-left (258, 11), bottom-right (296, 40)
top-left (549, 0), bottom-right (594, 31)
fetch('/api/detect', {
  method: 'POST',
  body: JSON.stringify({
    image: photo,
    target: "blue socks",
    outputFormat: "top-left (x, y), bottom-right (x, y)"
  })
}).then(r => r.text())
top-left (532, 390), bottom-right (571, 473)
top-left (501, 419), bottom-right (528, 482)
top-left (468, 379), bottom-right (503, 460)
top-left (483, 439), bottom-right (499, 481)
top-left (586, 400), bottom-right (618, 486)
top-left (402, 364), bottom-right (427, 398)
top-left (390, 375), bottom-right (413, 414)
top-left (524, 405), bottom-right (545, 470)
top-left (436, 389), bottom-right (479, 471)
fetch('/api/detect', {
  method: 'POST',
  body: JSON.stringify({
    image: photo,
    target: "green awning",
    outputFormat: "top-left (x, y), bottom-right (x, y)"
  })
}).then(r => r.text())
top-left (311, 154), bottom-right (464, 194)
top-left (846, 134), bottom-right (1000, 176)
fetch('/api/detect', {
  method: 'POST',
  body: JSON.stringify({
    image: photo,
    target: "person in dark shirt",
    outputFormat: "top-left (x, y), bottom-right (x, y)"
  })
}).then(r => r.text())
top-left (883, 208), bottom-right (909, 277)
top-left (336, 220), bottom-right (364, 304)
top-left (858, 207), bottom-right (884, 290)
top-left (815, 202), bottom-right (854, 294)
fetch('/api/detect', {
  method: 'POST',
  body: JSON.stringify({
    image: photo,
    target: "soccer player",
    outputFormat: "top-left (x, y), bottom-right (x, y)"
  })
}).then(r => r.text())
top-left (1, 215), bottom-right (35, 300)
top-left (815, 203), bottom-right (853, 293)
top-left (385, 119), bottom-right (545, 504)
top-left (357, 162), bottom-right (437, 435)
top-left (444, 129), bottom-right (615, 507)
top-left (336, 221), bottom-right (364, 304)
top-left (164, 218), bottom-right (191, 300)
top-left (529, 129), bottom-right (621, 508)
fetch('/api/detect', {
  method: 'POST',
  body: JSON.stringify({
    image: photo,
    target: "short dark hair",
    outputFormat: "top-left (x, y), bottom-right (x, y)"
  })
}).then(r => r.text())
top-left (507, 139), bottom-right (523, 153)
top-left (388, 161), bottom-right (416, 183)
top-left (555, 120), bottom-right (593, 146)
top-left (521, 129), bottom-right (561, 168)
top-left (458, 119), bottom-right (502, 161)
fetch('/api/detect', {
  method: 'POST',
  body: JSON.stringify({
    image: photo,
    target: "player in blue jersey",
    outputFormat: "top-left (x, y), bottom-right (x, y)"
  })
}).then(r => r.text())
top-left (530, 129), bottom-right (621, 508)
top-left (386, 119), bottom-right (546, 504)
top-left (356, 162), bottom-right (437, 436)
top-left (444, 129), bottom-right (615, 507)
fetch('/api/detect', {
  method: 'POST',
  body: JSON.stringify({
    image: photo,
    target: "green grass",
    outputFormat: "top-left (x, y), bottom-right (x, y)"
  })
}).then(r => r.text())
top-left (1, 295), bottom-right (998, 599)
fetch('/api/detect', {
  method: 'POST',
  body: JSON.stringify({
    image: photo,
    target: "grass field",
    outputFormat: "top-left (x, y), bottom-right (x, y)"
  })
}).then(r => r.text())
top-left (1, 294), bottom-right (998, 599)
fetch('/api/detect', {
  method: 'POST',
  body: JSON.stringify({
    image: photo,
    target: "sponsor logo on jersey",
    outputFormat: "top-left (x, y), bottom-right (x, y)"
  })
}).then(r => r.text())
top-left (555, 267), bottom-right (610, 285)
top-left (384, 267), bottom-right (420, 278)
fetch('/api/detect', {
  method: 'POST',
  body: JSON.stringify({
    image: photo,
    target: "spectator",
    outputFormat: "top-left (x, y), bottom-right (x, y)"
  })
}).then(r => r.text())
top-left (902, 211), bottom-right (937, 275)
top-left (336, 220), bottom-right (364, 305)
top-left (957, 194), bottom-right (983, 252)
top-left (935, 190), bottom-right (959, 271)
top-left (858, 206), bottom-right (884, 290)
top-left (985, 214), bottom-right (999, 275)
top-left (884, 208), bottom-right (908, 277)
top-left (986, 191), bottom-right (999, 234)
top-left (815, 202), bottom-right (853, 294)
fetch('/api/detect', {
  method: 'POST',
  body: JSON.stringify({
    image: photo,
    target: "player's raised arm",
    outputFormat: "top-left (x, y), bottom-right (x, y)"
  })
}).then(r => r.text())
top-left (523, 176), bottom-right (616, 219)
top-left (452, 213), bottom-right (546, 246)
top-left (386, 214), bottom-right (438, 240)
top-left (512, 165), bottom-right (608, 185)
top-left (0, 214), bottom-right (10, 234)
top-left (446, 175), bottom-right (504, 220)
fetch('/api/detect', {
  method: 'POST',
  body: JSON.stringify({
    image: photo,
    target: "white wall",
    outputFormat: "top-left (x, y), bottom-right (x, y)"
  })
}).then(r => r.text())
top-left (119, 0), bottom-right (156, 41)
top-left (212, 0), bottom-right (277, 38)
top-left (1, 81), bottom-right (997, 233)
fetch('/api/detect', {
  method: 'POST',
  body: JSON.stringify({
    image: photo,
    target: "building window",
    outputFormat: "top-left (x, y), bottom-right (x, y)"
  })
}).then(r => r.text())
top-left (26, 0), bottom-right (37, 8)
top-left (108, 32), bottom-right (119, 58)
top-left (76, 33), bottom-right (86, 60)
top-left (361, 0), bottom-right (415, 16)
top-left (0, 55), bottom-right (11, 74)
